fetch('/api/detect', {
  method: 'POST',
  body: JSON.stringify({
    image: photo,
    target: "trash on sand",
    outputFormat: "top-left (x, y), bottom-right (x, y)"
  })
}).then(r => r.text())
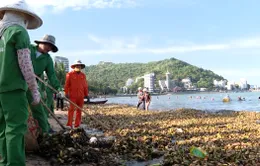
top-left (190, 146), bottom-right (208, 159)
top-left (176, 128), bottom-right (183, 133)
top-left (89, 137), bottom-right (98, 144)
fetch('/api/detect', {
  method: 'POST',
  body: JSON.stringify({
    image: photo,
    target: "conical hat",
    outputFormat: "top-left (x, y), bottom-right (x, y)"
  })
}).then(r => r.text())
top-left (0, 0), bottom-right (42, 29)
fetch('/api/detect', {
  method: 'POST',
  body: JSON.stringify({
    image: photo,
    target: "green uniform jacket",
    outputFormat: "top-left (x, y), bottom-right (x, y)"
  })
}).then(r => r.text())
top-left (0, 25), bottom-right (30, 93)
top-left (30, 45), bottom-right (61, 91)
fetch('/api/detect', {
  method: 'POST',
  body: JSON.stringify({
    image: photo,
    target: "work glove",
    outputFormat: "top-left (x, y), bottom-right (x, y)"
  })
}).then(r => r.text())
top-left (31, 88), bottom-right (41, 105)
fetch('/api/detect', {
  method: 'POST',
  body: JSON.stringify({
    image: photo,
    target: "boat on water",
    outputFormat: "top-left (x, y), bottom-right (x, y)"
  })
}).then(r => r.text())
top-left (84, 100), bottom-right (108, 105)
top-left (222, 98), bottom-right (231, 102)
top-left (222, 95), bottom-right (231, 102)
top-left (84, 97), bottom-right (108, 104)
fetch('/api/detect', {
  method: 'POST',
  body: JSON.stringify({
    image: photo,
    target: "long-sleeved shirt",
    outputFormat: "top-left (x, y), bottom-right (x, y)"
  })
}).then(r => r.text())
top-left (30, 45), bottom-right (61, 91)
top-left (64, 71), bottom-right (88, 99)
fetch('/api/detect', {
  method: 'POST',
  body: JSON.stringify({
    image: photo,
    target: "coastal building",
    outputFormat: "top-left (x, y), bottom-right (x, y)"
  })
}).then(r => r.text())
top-left (158, 71), bottom-right (175, 91)
top-left (240, 78), bottom-right (248, 90)
top-left (226, 81), bottom-right (235, 90)
top-left (122, 86), bottom-right (128, 93)
top-left (144, 73), bottom-right (155, 92)
top-left (213, 80), bottom-right (227, 88)
top-left (158, 80), bottom-right (167, 91)
top-left (182, 77), bottom-right (192, 89)
top-left (126, 78), bottom-right (134, 86)
top-left (166, 70), bottom-right (171, 89)
top-left (54, 56), bottom-right (69, 72)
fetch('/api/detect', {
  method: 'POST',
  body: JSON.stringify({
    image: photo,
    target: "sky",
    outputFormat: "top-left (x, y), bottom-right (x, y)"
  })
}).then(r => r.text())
top-left (16, 0), bottom-right (260, 85)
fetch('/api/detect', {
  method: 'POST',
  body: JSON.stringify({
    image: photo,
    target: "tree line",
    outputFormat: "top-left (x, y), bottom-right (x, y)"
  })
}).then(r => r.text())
top-left (82, 58), bottom-right (225, 94)
top-left (55, 58), bottom-right (225, 95)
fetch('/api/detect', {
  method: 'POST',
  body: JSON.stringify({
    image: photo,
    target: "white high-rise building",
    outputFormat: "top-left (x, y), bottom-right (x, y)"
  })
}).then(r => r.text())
top-left (226, 81), bottom-right (235, 90)
top-left (166, 70), bottom-right (171, 90)
top-left (144, 73), bottom-right (155, 92)
top-left (240, 78), bottom-right (248, 90)
top-left (54, 56), bottom-right (69, 72)
top-left (182, 77), bottom-right (192, 89)
top-left (126, 78), bottom-right (134, 86)
top-left (213, 80), bottom-right (227, 88)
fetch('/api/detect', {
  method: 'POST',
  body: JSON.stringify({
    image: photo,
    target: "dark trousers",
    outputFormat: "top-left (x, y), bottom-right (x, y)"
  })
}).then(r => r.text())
top-left (137, 100), bottom-right (145, 110)
top-left (56, 98), bottom-right (64, 110)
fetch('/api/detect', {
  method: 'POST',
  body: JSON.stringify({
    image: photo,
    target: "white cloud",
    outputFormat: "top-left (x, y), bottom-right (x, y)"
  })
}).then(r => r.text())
top-left (87, 34), bottom-right (141, 49)
top-left (18, 0), bottom-right (138, 14)
top-left (64, 35), bottom-right (260, 56)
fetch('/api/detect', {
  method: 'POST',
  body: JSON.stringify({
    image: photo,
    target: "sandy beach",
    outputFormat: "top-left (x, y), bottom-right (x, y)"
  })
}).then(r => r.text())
top-left (26, 104), bottom-right (260, 166)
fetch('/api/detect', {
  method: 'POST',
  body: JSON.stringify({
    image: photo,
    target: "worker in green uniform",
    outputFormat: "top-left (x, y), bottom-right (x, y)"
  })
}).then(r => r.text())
top-left (0, 1), bottom-right (43, 166)
top-left (28, 34), bottom-right (62, 134)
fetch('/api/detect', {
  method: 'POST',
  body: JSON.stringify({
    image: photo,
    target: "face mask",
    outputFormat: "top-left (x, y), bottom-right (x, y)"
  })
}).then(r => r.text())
top-left (74, 67), bottom-right (81, 72)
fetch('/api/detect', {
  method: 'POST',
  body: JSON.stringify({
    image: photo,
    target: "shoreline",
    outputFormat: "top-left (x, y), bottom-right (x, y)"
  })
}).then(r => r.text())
top-left (94, 90), bottom-right (258, 99)
top-left (26, 104), bottom-right (260, 165)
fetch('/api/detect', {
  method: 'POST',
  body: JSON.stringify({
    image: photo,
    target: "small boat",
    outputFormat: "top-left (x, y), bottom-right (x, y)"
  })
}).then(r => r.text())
top-left (85, 100), bottom-right (108, 105)
top-left (84, 97), bottom-right (108, 104)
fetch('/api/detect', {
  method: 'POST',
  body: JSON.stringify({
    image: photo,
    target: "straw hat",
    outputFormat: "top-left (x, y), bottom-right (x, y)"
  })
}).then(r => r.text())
top-left (138, 87), bottom-right (142, 91)
top-left (0, 0), bottom-right (43, 29)
top-left (35, 35), bottom-right (58, 52)
top-left (143, 88), bottom-right (148, 92)
top-left (71, 60), bottom-right (85, 69)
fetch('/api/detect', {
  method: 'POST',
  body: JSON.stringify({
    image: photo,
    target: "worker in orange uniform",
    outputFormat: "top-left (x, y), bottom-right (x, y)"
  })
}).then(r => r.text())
top-left (64, 60), bottom-right (88, 129)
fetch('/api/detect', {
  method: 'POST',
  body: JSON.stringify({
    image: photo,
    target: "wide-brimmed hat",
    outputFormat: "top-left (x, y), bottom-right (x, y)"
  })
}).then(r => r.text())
top-left (35, 35), bottom-right (58, 52)
top-left (71, 60), bottom-right (85, 69)
top-left (0, 0), bottom-right (43, 29)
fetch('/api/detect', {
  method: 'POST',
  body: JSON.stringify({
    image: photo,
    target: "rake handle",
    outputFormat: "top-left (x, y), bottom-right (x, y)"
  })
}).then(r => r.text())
top-left (40, 99), bottom-right (66, 130)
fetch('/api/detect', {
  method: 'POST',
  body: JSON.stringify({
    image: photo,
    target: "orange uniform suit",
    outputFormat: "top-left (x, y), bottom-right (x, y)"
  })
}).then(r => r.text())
top-left (64, 71), bottom-right (88, 128)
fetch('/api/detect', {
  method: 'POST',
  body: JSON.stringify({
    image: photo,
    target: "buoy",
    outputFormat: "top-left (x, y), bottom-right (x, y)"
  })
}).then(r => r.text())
top-left (222, 98), bottom-right (230, 102)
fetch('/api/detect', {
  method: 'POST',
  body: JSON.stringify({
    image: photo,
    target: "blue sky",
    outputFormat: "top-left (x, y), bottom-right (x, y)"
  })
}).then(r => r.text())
top-left (24, 0), bottom-right (260, 85)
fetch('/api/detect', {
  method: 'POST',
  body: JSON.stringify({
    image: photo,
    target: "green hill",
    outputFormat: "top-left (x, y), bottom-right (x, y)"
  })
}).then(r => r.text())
top-left (84, 58), bottom-right (225, 94)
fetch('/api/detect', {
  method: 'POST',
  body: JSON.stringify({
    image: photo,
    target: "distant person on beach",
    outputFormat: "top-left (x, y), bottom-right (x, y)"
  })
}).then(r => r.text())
top-left (56, 88), bottom-right (65, 111)
top-left (65, 60), bottom-right (88, 129)
top-left (143, 88), bottom-right (152, 110)
top-left (136, 87), bottom-right (145, 110)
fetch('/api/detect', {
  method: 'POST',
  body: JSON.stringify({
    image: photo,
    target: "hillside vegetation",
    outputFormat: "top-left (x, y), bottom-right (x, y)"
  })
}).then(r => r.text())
top-left (84, 58), bottom-right (225, 94)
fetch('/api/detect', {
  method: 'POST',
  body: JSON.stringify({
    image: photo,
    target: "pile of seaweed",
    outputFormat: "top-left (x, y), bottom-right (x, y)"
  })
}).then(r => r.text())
top-left (36, 128), bottom-right (120, 166)
top-left (37, 104), bottom-right (260, 165)
top-left (85, 105), bottom-right (260, 165)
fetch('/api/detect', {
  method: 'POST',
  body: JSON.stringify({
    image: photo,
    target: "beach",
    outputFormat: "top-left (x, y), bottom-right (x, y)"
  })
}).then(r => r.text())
top-left (26, 104), bottom-right (260, 166)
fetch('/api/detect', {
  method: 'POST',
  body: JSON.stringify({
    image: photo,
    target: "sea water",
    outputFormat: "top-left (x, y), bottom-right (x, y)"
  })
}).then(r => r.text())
top-left (107, 92), bottom-right (260, 112)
